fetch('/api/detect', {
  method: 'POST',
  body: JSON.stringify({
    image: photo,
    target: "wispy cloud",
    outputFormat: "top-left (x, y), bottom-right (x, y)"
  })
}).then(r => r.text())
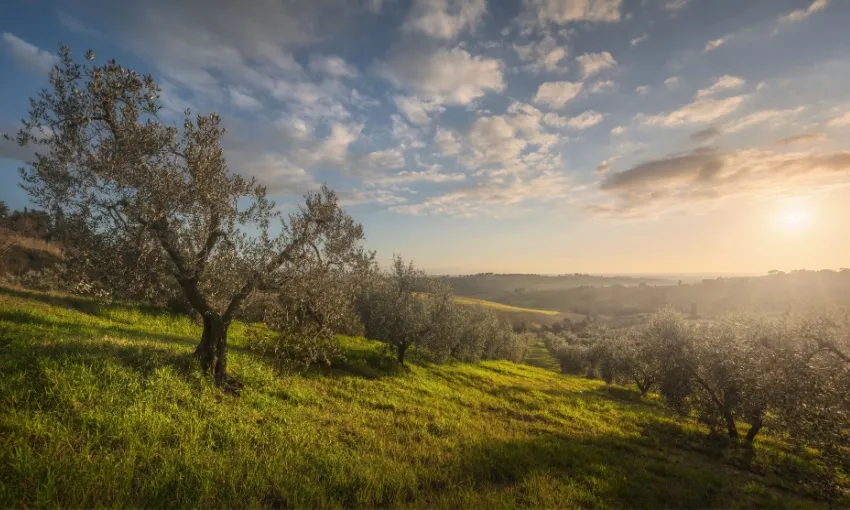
top-left (703, 36), bottom-right (730, 53)
top-left (778, 0), bottom-right (830, 24)
top-left (1, 33), bottom-right (58, 75)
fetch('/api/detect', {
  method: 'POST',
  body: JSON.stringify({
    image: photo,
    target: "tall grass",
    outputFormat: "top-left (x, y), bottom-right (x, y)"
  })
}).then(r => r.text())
top-left (0, 286), bottom-right (831, 508)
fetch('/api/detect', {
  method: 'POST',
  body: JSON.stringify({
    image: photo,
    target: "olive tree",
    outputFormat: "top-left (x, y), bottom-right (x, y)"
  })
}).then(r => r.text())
top-left (769, 314), bottom-right (850, 502)
top-left (7, 47), bottom-right (372, 382)
top-left (356, 255), bottom-right (449, 364)
top-left (599, 330), bottom-right (659, 395)
top-left (645, 310), bottom-right (776, 442)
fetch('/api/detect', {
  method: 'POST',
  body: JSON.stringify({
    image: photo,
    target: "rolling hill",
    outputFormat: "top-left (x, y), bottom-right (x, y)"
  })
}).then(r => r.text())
top-left (0, 287), bottom-right (830, 508)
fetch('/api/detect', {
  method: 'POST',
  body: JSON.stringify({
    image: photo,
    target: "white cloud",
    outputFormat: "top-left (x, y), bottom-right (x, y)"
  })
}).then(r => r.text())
top-left (380, 169), bottom-right (467, 184)
top-left (306, 121), bottom-right (364, 166)
top-left (696, 75), bottom-right (745, 98)
top-left (778, 0), bottom-right (830, 24)
top-left (524, 0), bottom-right (623, 25)
top-left (230, 152), bottom-right (315, 195)
top-left (402, 0), bottom-right (487, 39)
top-left (513, 35), bottom-right (569, 73)
top-left (1, 33), bottom-right (58, 75)
top-left (339, 188), bottom-right (407, 206)
top-left (467, 116), bottom-right (528, 170)
top-left (90, 0), bottom-right (374, 97)
top-left (390, 114), bottom-right (427, 149)
top-left (827, 111), bottom-right (850, 128)
top-left (611, 126), bottom-right (626, 135)
top-left (533, 81), bottom-right (583, 109)
top-left (703, 36), bottom-right (730, 53)
top-left (435, 128), bottom-right (463, 156)
top-left (664, 0), bottom-right (690, 11)
top-left (382, 47), bottom-right (504, 105)
top-left (505, 102), bottom-right (559, 149)
top-left (664, 76), bottom-right (680, 89)
top-left (391, 171), bottom-right (574, 216)
top-left (269, 80), bottom-right (355, 122)
top-left (636, 85), bottom-right (650, 96)
top-left (363, 147), bottom-right (407, 171)
top-left (642, 96), bottom-right (746, 127)
top-left (576, 51), bottom-right (617, 79)
top-left (308, 54), bottom-right (358, 78)
top-left (723, 107), bottom-right (803, 133)
top-left (568, 111), bottom-right (604, 129)
top-left (587, 80), bottom-right (614, 94)
top-left (393, 95), bottom-right (446, 125)
top-left (630, 34), bottom-right (649, 46)
top-left (228, 88), bottom-right (262, 109)
top-left (542, 112), bottom-right (571, 127)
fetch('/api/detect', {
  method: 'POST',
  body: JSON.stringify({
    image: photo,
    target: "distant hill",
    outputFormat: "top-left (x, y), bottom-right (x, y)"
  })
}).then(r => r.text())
top-left (446, 270), bottom-right (850, 320)
top-left (444, 273), bottom-right (677, 298)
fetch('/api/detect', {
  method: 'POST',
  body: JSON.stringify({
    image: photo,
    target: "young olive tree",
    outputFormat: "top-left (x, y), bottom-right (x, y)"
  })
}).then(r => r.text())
top-left (8, 47), bottom-right (372, 382)
top-left (599, 330), bottom-right (659, 395)
top-left (356, 255), bottom-right (448, 364)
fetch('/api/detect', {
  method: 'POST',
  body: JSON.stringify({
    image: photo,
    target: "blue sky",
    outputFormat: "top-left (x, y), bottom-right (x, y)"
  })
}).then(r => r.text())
top-left (2, 0), bottom-right (850, 274)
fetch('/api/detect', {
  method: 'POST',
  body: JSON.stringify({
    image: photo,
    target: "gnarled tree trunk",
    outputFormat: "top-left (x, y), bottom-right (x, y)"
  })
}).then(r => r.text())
top-left (745, 414), bottom-right (763, 443)
top-left (723, 409), bottom-right (739, 439)
top-left (195, 312), bottom-right (229, 379)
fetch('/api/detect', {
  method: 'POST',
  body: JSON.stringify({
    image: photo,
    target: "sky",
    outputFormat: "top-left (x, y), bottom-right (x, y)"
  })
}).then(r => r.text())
top-left (1, 0), bottom-right (849, 275)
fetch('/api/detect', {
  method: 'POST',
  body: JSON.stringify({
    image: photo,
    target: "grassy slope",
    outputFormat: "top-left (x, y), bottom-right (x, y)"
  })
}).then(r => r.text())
top-left (0, 287), bottom-right (828, 509)
top-left (521, 339), bottom-right (561, 373)
top-left (453, 296), bottom-right (560, 316)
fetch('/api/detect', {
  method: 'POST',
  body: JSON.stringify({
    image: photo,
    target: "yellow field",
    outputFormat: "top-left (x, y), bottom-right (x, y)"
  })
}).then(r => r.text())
top-left (453, 296), bottom-right (560, 316)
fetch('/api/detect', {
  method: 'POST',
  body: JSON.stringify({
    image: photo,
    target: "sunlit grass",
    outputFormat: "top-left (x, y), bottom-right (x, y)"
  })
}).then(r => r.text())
top-left (453, 295), bottom-right (560, 316)
top-left (0, 286), bottom-right (829, 508)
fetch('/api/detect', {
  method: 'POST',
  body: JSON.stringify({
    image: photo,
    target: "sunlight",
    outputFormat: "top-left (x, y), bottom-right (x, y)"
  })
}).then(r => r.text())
top-left (776, 203), bottom-right (813, 232)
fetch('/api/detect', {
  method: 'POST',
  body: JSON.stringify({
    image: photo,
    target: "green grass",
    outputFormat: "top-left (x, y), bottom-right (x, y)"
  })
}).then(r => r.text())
top-left (522, 339), bottom-right (561, 373)
top-left (0, 286), bottom-right (833, 508)
top-left (453, 296), bottom-right (560, 316)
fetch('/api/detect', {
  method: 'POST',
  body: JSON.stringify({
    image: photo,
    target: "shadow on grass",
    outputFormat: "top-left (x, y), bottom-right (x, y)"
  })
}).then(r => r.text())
top-left (0, 335), bottom-right (203, 394)
top-left (450, 428), bottom-right (822, 509)
top-left (0, 307), bottom-right (193, 343)
top-left (0, 286), bottom-right (172, 319)
top-left (310, 345), bottom-right (408, 380)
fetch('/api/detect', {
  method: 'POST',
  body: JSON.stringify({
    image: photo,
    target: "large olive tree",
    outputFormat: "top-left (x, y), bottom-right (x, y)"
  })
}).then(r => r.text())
top-left (7, 47), bottom-right (372, 381)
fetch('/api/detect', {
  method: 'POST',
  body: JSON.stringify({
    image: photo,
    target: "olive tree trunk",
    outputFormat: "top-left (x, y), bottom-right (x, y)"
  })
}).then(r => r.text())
top-left (745, 415), bottom-right (764, 443)
top-left (195, 313), bottom-right (229, 380)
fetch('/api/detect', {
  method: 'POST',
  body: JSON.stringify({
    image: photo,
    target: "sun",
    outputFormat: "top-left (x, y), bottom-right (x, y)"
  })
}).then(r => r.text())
top-left (776, 204), bottom-right (812, 232)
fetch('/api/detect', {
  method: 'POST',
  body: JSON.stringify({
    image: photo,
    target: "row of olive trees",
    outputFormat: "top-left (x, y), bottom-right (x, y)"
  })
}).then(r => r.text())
top-left (552, 309), bottom-right (849, 500)
top-left (7, 46), bottom-right (525, 381)
top-left (355, 255), bottom-right (527, 365)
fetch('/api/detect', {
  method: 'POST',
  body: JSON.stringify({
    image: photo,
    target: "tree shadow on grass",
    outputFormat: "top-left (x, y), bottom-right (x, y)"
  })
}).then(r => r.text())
top-left (0, 335), bottom-right (203, 395)
top-left (307, 344), bottom-right (408, 380)
top-left (0, 286), bottom-right (171, 319)
top-left (0, 307), bottom-right (263, 359)
top-left (448, 428), bottom-right (823, 509)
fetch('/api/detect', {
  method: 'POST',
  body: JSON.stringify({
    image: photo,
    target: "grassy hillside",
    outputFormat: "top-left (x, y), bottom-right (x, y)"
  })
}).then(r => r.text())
top-left (453, 296), bottom-right (559, 316)
top-left (0, 287), bottom-right (830, 508)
